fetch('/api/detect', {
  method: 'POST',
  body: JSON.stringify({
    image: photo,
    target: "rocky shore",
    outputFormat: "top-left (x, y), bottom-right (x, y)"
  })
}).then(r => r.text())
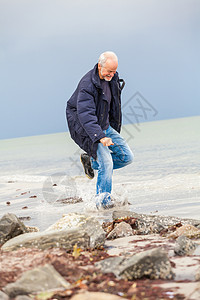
top-left (0, 211), bottom-right (200, 299)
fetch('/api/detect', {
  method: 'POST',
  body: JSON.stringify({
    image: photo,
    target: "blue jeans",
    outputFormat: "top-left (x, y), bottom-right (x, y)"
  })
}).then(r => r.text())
top-left (91, 125), bottom-right (134, 206)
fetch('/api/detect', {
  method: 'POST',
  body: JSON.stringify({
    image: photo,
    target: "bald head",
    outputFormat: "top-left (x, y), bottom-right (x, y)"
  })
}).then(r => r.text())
top-left (98, 51), bottom-right (118, 81)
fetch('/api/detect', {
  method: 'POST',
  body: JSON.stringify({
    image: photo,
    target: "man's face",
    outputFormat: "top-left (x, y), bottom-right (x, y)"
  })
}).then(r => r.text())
top-left (98, 59), bottom-right (118, 81)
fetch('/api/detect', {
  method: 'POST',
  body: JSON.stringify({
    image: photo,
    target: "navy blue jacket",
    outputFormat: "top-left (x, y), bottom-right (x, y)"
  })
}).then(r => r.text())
top-left (66, 63), bottom-right (124, 159)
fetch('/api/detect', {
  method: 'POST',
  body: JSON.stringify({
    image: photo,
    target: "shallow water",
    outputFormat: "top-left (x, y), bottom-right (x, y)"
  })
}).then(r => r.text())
top-left (0, 116), bottom-right (199, 230)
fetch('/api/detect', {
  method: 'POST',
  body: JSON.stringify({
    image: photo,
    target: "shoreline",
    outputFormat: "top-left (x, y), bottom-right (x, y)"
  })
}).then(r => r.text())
top-left (0, 210), bottom-right (200, 299)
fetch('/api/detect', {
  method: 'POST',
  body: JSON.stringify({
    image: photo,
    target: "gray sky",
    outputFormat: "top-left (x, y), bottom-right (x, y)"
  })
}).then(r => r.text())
top-left (0, 0), bottom-right (200, 139)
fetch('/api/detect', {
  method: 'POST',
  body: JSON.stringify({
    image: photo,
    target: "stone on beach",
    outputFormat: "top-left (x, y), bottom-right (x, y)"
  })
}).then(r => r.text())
top-left (111, 211), bottom-right (166, 235)
top-left (95, 256), bottom-right (125, 277)
top-left (119, 248), bottom-right (174, 280)
top-left (133, 219), bottom-right (165, 235)
top-left (46, 213), bottom-right (106, 248)
top-left (1, 213), bottom-right (106, 251)
top-left (96, 248), bottom-right (174, 280)
top-left (1, 228), bottom-right (90, 251)
top-left (174, 235), bottom-right (200, 256)
top-left (168, 224), bottom-right (200, 239)
top-left (106, 222), bottom-right (133, 240)
top-left (112, 210), bottom-right (200, 236)
top-left (113, 210), bottom-right (200, 227)
top-left (0, 213), bottom-right (28, 245)
top-left (3, 264), bottom-right (70, 298)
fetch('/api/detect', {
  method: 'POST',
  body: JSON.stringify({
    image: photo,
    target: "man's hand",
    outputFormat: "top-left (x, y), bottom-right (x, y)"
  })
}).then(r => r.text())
top-left (100, 137), bottom-right (114, 147)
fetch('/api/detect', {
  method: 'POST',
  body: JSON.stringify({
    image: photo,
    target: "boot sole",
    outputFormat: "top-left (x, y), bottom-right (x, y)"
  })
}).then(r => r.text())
top-left (80, 156), bottom-right (94, 180)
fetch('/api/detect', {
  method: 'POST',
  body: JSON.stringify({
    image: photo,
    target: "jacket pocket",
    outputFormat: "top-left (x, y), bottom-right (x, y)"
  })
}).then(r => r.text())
top-left (74, 120), bottom-right (88, 137)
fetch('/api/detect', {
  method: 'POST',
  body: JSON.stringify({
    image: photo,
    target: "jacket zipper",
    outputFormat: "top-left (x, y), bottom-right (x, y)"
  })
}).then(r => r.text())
top-left (117, 82), bottom-right (121, 131)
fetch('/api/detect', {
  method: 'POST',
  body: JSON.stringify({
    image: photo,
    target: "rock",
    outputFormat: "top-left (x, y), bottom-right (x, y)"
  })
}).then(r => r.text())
top-left (103, 217), bottom-right (165, 237)
top-left (113, 211), bottom-right (200, 229)
top-left (80, 216), bottom-right (105, 248)
top-left (112, 211), bottom-right (165, 235)
top-left (1, 228), bottom-right (90, 251)
top-left (96, 248), bottom-right (174, 280)
top-left (0, 291), bottom-right (9, 300)
top-left (174, 236), bottom-right (199, 256)
top-left (119, 248), bottom-right (174, 280)
top-left (70, 291), bottom-right (128, 300)
top-left (133, 219), bottom-right (165, 235)
top-left (46, 213), bottom-right (105, 248)
top-left (168, 224), bottom-right (200, 239)
top-left (107, 222), bottom-right (133, 240)
top-left (95, 257), bottom-right (125, 276)
top-left (0, 213), bottom-right (28, 245)
top-left (3, 264), bottom-right (70, 297)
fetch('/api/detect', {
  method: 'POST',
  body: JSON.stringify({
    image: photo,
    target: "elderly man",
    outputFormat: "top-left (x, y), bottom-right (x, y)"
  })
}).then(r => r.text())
top-left (66, 51), bottom-right (133, 209)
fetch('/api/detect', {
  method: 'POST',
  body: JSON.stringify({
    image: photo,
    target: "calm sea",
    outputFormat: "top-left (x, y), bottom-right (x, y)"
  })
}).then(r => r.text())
top-left (0, 116), bottom-right (199, 230)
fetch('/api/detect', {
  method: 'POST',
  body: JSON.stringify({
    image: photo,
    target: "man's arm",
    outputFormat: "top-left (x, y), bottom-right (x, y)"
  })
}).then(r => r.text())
top-left (77, 88), bottom-right (105, 143)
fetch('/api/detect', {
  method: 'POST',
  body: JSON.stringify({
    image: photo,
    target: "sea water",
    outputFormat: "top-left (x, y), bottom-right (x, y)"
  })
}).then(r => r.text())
top-left (0, 116), bottom-right (199, 230)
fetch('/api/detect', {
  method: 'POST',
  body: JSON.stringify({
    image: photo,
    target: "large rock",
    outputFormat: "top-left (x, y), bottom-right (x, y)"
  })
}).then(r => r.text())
top-left (174, 236), bottom-right (200, 256)
top-left (46, 213), bottom-right (105, 248)
top-left (3, 264), bottom-right (70, 298)
top-left (0, 213), bottom-right (28, 245)
top-left (1, 228), bottom-right (90, 251)
top-left (96, 248), bottom-right (174, 280)
top-left (168, 224), bottom-right (200, 239)
top-left (133, 219), bottom-right (165, 235)
top-left (70, 292), bottom-right (128, 300)
top-left (106, 222), bottom-right (133, 240)
top-left (113, 211), bottom-right (200, 229)
top-left (95, 257), bottom-right (125, 276)
top-left (112, 211), bottom-right (165, 235)
top-left (119, 248), bottom-right (174, 280)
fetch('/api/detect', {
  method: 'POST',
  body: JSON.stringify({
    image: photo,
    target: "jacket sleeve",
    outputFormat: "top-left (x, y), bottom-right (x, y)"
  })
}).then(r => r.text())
top-left (77, 88), bottom-right (105, 143)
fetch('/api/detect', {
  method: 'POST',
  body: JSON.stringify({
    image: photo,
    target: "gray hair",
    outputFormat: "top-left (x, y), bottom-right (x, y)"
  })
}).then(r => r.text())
top-left (98, 51), bottom-right (118, 67)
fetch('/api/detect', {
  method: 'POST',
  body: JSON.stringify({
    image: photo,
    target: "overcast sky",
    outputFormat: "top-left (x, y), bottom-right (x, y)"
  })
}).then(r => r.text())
top-left (0, 0), bottom-right (199, 139)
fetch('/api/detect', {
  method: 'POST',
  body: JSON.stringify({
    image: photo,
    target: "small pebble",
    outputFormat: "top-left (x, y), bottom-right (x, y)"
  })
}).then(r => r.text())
top-left (21, 191), bottom-right (30, 195)
top-left (22, 206), bottom-right (28, 209)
